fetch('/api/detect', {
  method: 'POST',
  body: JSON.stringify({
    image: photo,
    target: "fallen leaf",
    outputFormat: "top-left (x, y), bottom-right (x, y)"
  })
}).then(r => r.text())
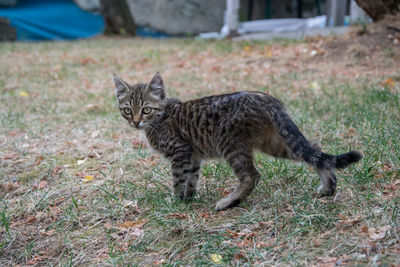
top-left (131, 139), bottom-right (144, 148)
top-left (51, 166), bottom-right (62, 177)
top-left (336, 214), bottom-right (361, 226)
top-left (234, 253), bottom-right (245, 260)
top-left (382, 77), bottom-right (395, 88)
top-left (12, 215), bottom-right (37, 227)
top-left (368, 225), bottom-right (391, 241)
top-left (96, 248), bottom-right (109, 259)
top-left (25, 216), bottom-right (37, 224)
top-left (1, 153), bottom-right (17, 160)
top-left (49, 206), bottom-right (62, 219)
top-left (317, 257), bottom-right (337, 267)
top-left (84, 103), bottom-right (101, 112)
top-left (32, 156), bottom-right (44, 166)
top-left (117, 220), bottom-right (147, 229)
top-left (26, 254), bottom-right (48, 265)
top-left (40, 229), bottom-right (56, 236)
top-left (212, 66), bottom-right (221, 73)
top-left (75, 172), bottom-right (85, 178)
top-left (243, 45), bottom-right (251, 52)
top-left (83, 175), bottom-right (94, 181)
top-left (199, 210), bottom-right (211, 218)
top-left (166, 213), bottom-right (188, 220)
top-left (37, 180), bottom-right (48, 189)
top-left (19, 91), bottom-right (30, 97)
top-left (80, 57), bottom-right (96, 65)
top-left (360, 224), bottom-right (368, 233)
top-left (210, 253), bottom-right (222, 264)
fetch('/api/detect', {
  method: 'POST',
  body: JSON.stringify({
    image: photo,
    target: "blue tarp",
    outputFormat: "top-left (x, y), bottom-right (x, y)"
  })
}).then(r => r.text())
top-left (0, 0), bottom-right (104, 41)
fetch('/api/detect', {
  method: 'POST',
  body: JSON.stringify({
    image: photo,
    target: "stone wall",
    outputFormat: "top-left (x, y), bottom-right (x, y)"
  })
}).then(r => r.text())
top-left (126, 0), bottom-right (226, 35)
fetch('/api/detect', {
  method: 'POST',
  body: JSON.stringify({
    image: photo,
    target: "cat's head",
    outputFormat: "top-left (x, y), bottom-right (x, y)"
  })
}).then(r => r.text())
top-left (114, 72), bottom-right (167, 129)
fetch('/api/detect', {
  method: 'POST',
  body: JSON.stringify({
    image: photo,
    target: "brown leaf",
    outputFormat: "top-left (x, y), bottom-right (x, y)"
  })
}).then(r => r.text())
top-left (166, 213), bottom-right (188, 220)
top-left (211, 66), bottom-right (221, 73)
top-left (26, 254), bottom-right (48, 265)
top-left (37, 180), bottom-right (48, 190)
top-left (336, 214), bottom-right (361, 226)
top-left (49, 206), bottom-right (62, 219)
top-left (360, 224), bottom-right (368, 233)
top-left (317, 257), bottom-right (337, 267)
top-left (80, 57), bottom-right (96, 65)
top-left (368, 225), bottom-right (391, 241)
top-left (234, 253), bottom-right (245, 260)
top-left (51, 166), bottom-right (62, 177)
top-left (53, 197), bottom-right (65, 205)
top-left (40, 230), bottom-right (56, 237)
top-left (2, 153), bottom-right (17, 160)
top-left (199, 210), bottom-right (211, 218)
top-left (131, 139), bottom-right (145, 148)
top-left (382, 77), bottom-right (395, 88)
top-left (96, 248), bottom-right (109, 259)
top-left (25, 216), bottom-right (36, 224)
top-left (32, 156), bottom-right (44, 166)
top-left (11, 215), bottom-right (37, 227)
top-left (84, 103), bottom-right (101, 112)
top-left (117, 219), bottom-right (147, 229)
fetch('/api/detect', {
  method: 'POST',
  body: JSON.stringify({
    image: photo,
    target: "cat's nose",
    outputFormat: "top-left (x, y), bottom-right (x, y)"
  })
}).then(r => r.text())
top-left (133, 120), bottom-right (140, 127)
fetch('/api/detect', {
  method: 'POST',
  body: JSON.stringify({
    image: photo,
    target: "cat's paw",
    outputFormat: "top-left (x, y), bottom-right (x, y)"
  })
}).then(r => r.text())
top-left (317, 185), bottom-right (335, 197)
top-left (183, 189), bottom-right (196, 201)
top-left (215, 197), bottom-right (241, 211)
top-left (174, 185), bottom-right (185, 200)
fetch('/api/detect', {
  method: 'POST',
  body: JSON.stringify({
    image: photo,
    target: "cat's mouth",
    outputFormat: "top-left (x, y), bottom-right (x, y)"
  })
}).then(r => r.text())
top-left (129, 121), bottom-right (145, 129)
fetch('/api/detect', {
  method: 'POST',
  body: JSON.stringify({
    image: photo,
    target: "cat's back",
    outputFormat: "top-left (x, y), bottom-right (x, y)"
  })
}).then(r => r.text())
top-left (180, 91), bottom-right (282, 120)
top-left (170, 91), bottom-right (282, 157)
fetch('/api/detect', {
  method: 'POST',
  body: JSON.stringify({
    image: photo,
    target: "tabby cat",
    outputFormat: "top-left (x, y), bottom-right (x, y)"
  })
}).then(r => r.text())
top-left (114, 72), bottom-right (362, 211)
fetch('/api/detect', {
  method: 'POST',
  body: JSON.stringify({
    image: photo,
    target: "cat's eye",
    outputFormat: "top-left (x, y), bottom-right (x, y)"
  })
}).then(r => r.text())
top-left (123, 108), bottom-right (132, 115)
top-left (142, 107), bottom-right (152, 114)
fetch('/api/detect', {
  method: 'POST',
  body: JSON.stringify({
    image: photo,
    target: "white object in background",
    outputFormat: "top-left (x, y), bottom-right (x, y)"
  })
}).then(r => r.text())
top-left (239, 15), bottom-right (327, 34)
top-left (225, 0), bottom-right (239, 34)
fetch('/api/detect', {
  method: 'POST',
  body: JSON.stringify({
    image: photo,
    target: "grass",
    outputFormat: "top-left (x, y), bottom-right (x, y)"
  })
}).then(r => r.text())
top-left (0, 36), bottom-right (399, 266)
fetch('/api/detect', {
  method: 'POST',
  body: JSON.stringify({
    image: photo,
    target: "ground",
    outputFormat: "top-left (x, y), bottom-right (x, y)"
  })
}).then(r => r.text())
top-left (1, 26), bottom-right (399, 266)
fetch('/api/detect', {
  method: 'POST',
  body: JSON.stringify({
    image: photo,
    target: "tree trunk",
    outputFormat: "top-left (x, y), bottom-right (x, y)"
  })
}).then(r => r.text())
top-left (354, 0), bottom-right (400, 21)
top-left (100, 0), bottom-right (136, 36)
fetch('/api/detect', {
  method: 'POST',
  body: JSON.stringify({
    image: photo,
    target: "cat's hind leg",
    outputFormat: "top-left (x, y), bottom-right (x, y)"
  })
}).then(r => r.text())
top-left (215, 147), bottom-right (260, 211)
top-left (316, 168), bottom-right (337, 196)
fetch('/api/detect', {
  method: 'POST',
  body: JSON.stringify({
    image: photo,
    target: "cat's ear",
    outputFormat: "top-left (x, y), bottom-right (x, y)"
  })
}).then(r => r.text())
top-left (113, 74), bottom-right (130, 101)
top-left (147, 72), bottom-right (166, 100)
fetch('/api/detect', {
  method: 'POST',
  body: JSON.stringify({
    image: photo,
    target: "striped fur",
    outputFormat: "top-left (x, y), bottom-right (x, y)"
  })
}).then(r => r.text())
top-left (114, 73), bottom-right (362, 211)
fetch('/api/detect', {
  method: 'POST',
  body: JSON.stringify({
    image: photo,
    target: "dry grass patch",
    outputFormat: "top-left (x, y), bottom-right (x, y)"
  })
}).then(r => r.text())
top-left (0, 33), bottom-right (399, 265)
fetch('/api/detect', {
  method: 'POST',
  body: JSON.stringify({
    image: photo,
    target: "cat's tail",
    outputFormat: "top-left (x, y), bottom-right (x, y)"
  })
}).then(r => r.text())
top-left (269, 102), bottom-right (362, 169)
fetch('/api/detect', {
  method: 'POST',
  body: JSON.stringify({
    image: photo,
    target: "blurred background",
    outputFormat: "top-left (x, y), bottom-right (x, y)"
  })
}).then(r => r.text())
top-left (0, 0), bottom-right (381, 42)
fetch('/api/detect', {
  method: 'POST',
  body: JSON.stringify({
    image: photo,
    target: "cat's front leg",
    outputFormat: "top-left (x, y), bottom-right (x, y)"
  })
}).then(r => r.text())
top-left (184, 156), bottom-right (201, 199)
top-left (170, 146), bottom-right (193, 200)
